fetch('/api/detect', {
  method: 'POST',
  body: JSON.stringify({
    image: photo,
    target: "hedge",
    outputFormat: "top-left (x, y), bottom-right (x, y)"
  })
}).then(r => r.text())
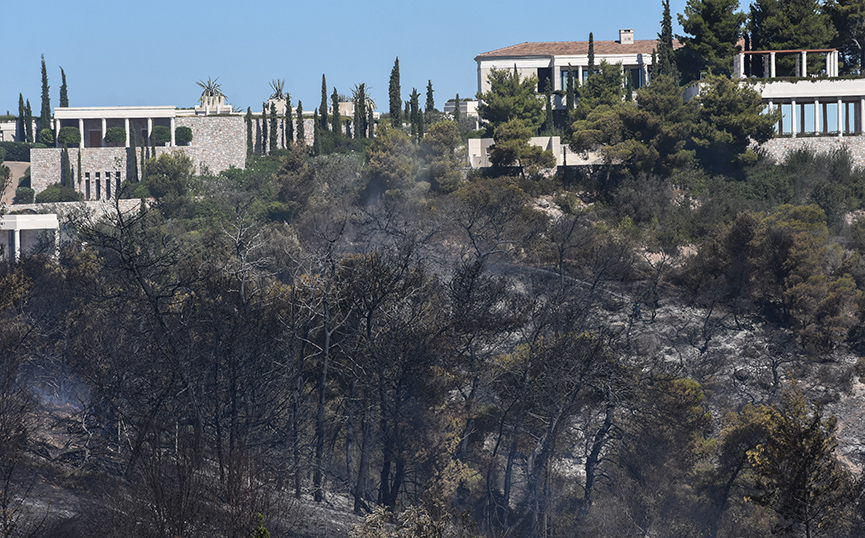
top-left (0, 142), bottom-right (47, 162)
top-left (151, 125), bottom-right (171, 146)
top-left (105, 126), bottom-right (126, 145)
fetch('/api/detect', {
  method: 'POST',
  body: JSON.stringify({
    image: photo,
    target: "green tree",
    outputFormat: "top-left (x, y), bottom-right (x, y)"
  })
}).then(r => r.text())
top-left (296, 101), bottom-right (305, 146)
top-left (320, 73), bottom-right (329, 130)
top-left (425, 79), bottom-right (435, 122)
top-left (39, 128), bottom-right (54, 146)
top-left (261, 103), bottom-right (268, 154)
top-left (57, 126), bottom-right (81, 146)
top-left (39, 54), bottom-right (50, 143)
top-left (105, 127), bottom-right (126, 145)
top-left (245, 107), bottom-right (253, 157)
top-left (424, 120), bottom-right (462, 193)
top-left (490, 118), bottom-right (556, 178)
top-left (16, 95), bottom-right (24, 142)
top-left (750, 0), bottom-right (836, 75)
top-left (269, 101), bottom-right (278, 153)
top-left (175, 126), bottom-right (192, 146)
top-left (477, 68), bottom-right (545, 134)
top-left (588, 32), bottom-right (595, 74)
top-left (24, 100), bottom-right (33, 143)
top-left (542, 78), bottom-right (553, 133)
top-left (677, 0), bottom-right (747, 80)
top-left (151, 125), bottom-right (171, 146)
top-left (366, 124), bottom-right (418, 194)
top-left (747, 385), bottom-right (855, 537)
top-left (572, 60), bottom-right (624, 120)
top-left (129, 129), bottom-right (139, 183)
top-left (409, 88), bottom-right (422, 141)
top-left (313, 109), bottom-right (320, 155)
top-left (286, 94), bottom-right (294, 146)
top-left (453, 93), bottom-right (461, 125)
top-left (656, 0), bottom-right (680, 81)
top-left (331, 87), bottom-right (341, 134)
top-left (826, 0), bottom-right (865, 72)
top-left (253, 513), bottom-right (270, 538)
top-left (59, 66), bottom-right (68, 107)
top-left (389, 57), bottom-right (401, 127)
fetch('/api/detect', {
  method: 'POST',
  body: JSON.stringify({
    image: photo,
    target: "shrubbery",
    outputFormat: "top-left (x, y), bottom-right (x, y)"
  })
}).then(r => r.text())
top-left (57, 126), bottom-right (81, 146)
top-left (35, 183), bottom-right (80, 203)
top-left (14, 187), bottom-right (34, 204)
top-left (105, 127), bottom-right (126, 145)
top-left (175, 126), bottom-right (193, 145)
top-left (0, 142), bottom-right (46, 162)
top-left (151, 125), bottom-right (171, 146)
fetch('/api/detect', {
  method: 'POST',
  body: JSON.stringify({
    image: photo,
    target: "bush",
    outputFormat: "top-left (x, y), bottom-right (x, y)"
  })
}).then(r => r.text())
top-left (151, 125), bottom-right (171, 146)
top-left (57, 126), bottom-right (81, 146)
top-left (175, 126), bottom-right (193, 145)
top-left (35, 183), bottom-right (80, 203)
top-left (13, 187), bottom-right (34, 204)
top-left (105, 126), bottom-right (126, 145)
top-left (0, 142), bottom-right (46, 162)
top-left (39, 128), bottom-right (54, 146)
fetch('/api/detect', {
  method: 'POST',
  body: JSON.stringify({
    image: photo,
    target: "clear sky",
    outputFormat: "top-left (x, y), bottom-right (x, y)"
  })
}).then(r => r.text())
top-left (4, 0), bottom-right (688, 116)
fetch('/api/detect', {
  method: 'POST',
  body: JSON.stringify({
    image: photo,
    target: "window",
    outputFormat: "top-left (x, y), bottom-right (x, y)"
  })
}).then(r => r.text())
top-left (105, 172), bottom-right (111, 199)
top-left (85, 173), bottom-right (90, 200)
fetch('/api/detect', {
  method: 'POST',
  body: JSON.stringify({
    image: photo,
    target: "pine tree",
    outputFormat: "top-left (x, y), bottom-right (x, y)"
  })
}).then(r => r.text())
top-left (245, 107), bottom-right (253, 157)
top-left (331, 87), bottom-right (341, 134)
top-left (319, 74), bottom-right (329, 130)
top-left (453, 93), bottom-right (461, 124)
top-left (25, 100), bottom-right (33, 143)
top-left (656, 0), bottom-right (681, 81)
top-left (751, 0), bottom-right (836, 75)
top-left (296, 101), bottom-right (305, 145)
top-left (253, 514), bottom-right (270, 538)
top-left (39, 55), bottom-right (50, 143)
top-left (269, 102), bottom-right (278, 153)
top-left (389, 57), bottom-right (401, 127)
top-left (588, 32), bottom-right (595, 75)
top-left (677, 0), bottom-right (747, 79)
top-left (17, 94), bottom-right (24, 141)
top-left (261, 103), bottom-right (268, 154)
top-left (425, 80), bottom-right (435, 122)
top-left (286, 94), bottom-right (294, 146)
top-left (59, 67), bottom-right (69, 107)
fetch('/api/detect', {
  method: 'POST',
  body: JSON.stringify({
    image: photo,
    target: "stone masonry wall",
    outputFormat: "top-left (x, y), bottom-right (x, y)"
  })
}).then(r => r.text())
top-left (30, 115), bottom-right (247, 196)
top-left (761, 135), bottom-right (865, 168)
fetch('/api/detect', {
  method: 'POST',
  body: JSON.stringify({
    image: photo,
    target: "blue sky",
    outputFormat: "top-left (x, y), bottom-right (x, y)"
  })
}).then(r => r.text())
top-left (4, 0), bottom-right (688, 116)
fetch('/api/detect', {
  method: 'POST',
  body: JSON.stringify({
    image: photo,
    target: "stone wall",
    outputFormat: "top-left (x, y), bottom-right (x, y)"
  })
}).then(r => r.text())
top-left (30, 115), bottom-right (247, 196)
top-left (761, 135), bottom-right (865, 168)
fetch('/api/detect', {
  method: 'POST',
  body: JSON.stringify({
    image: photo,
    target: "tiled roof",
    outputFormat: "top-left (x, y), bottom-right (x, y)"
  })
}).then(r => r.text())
top-left (475, 39), bottom-right (681, 60)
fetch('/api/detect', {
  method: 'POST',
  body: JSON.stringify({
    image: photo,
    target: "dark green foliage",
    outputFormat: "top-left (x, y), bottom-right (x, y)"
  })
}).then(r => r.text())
top-left (105, 127), bottom-right (126, 145)
top-left (677, 0), bottom-right (747, 80)
top-left (331, 87), bottom-right (341, 134)
top-left (57, 126), bottom-right (81, 146)
top-left (296, 101), bottom-right (305, 146)
top-left (245, 107), bottom-right (253, 157)
top-left (826, 0), bottom-right (865, 73)
top-left (143, 151), bottom-right (194, 216)
top-left (261, 103), bottom-right (268, 153)
top-left (542, 78), bottom-right (553, 133)
top-left (0, 142), bottom-right (45, 162)
top-left (25, 100), bottom-right (33, 143)
top-left (269, 102), bottom-right (278, 153)
top-left (655, 0), bottom-right (680, 81)
top-left (587, 32), bottom-right (595, 74)
top-left (175, 126), bottom-right (193, 146)
top-left (59, 67), bottom-right (68, 107)
top-left (14, 187), bottom-right (34, 204)
top-left (453, 93), bottom-right (461, 125)
top-left (285, 95), bottom-right (294, 146)
top-left (566, 69), bottom-right (576, 113)
top-left (750, 0), bottom-right (836, 75)
top-left (389, 57), bottom-right (401, 127)
top-left (477, 68), bottom-right (545, 134)
top-left (17, 94), bottom-right (24, 140)
top-left (572, 60), bottom-right (624, 120)
top-left (319, 74), bottom-right (328, 130)
top-left (151, 125), bottom-right (171, 146)
top-left (39, 54), bottom-right (50, 143)
top-left (39, 129), bottom-right (54, 146)
top-left (128, 142), bottom-right (139, 183)
top-left (409, 88), bottom-right (422, 141)
top-left (61, 146), bottom-right (71, 186)
top-left (425, 80), bottom-right (435, 121)
top-left (353, 84), bottom-right (368, 139)
top-left (35, 182), bottom-right (80, 202)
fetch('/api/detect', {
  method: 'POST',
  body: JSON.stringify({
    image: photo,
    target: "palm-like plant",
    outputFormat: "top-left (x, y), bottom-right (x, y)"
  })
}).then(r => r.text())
top-left (197, 77), bottom-right (225, 105)
top-left (269, 79), bottom-right (286, 101)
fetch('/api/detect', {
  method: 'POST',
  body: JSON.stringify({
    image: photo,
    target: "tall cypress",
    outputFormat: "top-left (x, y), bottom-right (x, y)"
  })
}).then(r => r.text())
top-left (129, 130), bottom-right (139, 182)
top-left (319, 74), bottom-right (329, 130)
top-left (389, 57), bottom-right (401, 127)
top-left (543, 78), bottom-right (553, 133)
top-left (313, 109), bottom-right (320, 154)
top-left (296, 101), bottom-right (305, 146)
top-left (453, 93), bottom-right (461, 124)
top-left (566, 68), bottom-right (576, 112)
top-left (59, 67), bottom-right (69, 107)
top-left (25, 100), bottom-right (33, 143)
top-left (261, 103), bottom-right (268, 154)
top-left (286, 94), bottom-right (294, 145)
top-left (39, 55), bottom-right (50, 143)
top-left (331, 87), bottom-right (341, 134)
top-left (17, 94), bottom-right (24, 141)
top-left (424, 80), bottom-right (435, 123)
top-left (61, 146), bottom-right (71, 187)
top-left (245, 107), bottom-right (253, 157)
top-left (367, 104), bottom-right (374, 138)
top-left (656, 0), bottom-right (680, 81)
top-left (588, 33), bottom-right (595, 75)
top-left (409, 88), bottom-right (420, 140)
top-left (269, 102), bottom-right (278, 152)
top-left (353, 84), bottom-right (366, 138)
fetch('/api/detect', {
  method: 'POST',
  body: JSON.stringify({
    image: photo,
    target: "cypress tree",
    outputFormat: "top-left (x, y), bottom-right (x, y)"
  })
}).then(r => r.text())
top-left (59, 67), bottom-right (68, 107)
top-left (25, 100), bottom-right (33, 143)
top-left (320, 74), bottom-right (328, 130)
top-left (245, 107), bottom-right (253, 157)
top-left (140, 140), bottom-right (147, 182)
top-left (389, 57), bottom-right (401, 127)
top-left (353, 84), bottom-right (366, 138)
top-left (588, 33), bottom-right (595, 75)
top-left (425, 80), bottom-right (435, 123)
top-left (17, 94), bottom-right (24, 141)
top-left (39, 54), bottom-right (50, 143)
top-left (77, 147), bottom-right (82, 184)
top-left (286, 95), bottom-right (294, 145)
top-left (296, 101), bottom-right (305, 146)
top-left (566, 68), bottom-right (576, 112)
top-left (261, 103), bottom-right (268, 154)
top-left (453, 93), bottom-right (461, 124)
top-left (367, 104), bottom-right (374, 138)
top-left (269, 101), bottom-right (278, 153)
top-left (543, 78), bottom-right (553, 132)
top-left (625, 70), bottom-right (634, 101)
top-left (331, 87), bottom-right (341, 134)
top-left (313, 109), bottom-right (320, 154)
top-left (61, 146), bottom-right (71, 187)
top-left (129, 130), bottom-right (139, 182)
top-left (656, 0), bottom-right (680, 81)
top-left (409, 88), bottom-right (420, 140)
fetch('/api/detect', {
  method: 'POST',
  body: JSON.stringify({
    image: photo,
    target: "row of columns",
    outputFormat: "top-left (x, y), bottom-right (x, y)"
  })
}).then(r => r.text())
top-left (57, 117), bottom-right (177, 148)
top-left (768, 97), bottom-right (865, 137)
top-left (556, 64), bottom-right (650, 92)
top-left (735, 50), bottom-right (840, 79)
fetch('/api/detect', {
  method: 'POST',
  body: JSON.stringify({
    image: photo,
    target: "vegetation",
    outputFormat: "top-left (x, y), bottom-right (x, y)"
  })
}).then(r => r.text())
top-left (151, 125), bottom-right (171, 146)
top-left (175, 125), bottom-right (193, 146)
top-left (57, 126), bottom-right (80, 146)
top-left (104, 126), bottom-right (126, 145)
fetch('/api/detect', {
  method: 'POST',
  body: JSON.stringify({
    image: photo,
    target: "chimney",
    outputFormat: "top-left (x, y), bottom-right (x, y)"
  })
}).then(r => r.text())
top-left (619, 29), bottom-right (634, 45)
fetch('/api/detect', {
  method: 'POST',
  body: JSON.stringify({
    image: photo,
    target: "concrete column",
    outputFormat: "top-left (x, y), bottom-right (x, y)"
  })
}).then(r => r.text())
top-left (795, 54), bottom-right (801, 77)
top-left (838, 99), bottom-right (844, 138)
top-left (54, 229), bottom-right (59, 259)
top-left (800, 51), bottom-right (807, 77)
top-left (770, 52), bottom-right (776, 78)
top-left (823, 102), bottom-right (828, 133)
top-left (12, 229), bottom-right (20, 262)
top-left (101, 118), bottom-right (106, 147)
top-left (860, 98), bottom-right (865, 133)
top-left (736, 53), bottom-right (745, 79)
top-left (578, 66), bottom-right (584, 85)
top-left (170, 117), bottom-right (176, 146)
top-left (124, 118), bottom-right (130, 147)
top-left (643, 65), bottom-right (649, 86)
top-left (815, 99), bottom-right (821, 133)
top-left (55, 122), bottom-right (61, 148)
top-left (147, 118), bottom-right (153, 145)
top-left (78, 119), bottom-right (84, 148)
top-left (791, 100), bottom-right (797, 137)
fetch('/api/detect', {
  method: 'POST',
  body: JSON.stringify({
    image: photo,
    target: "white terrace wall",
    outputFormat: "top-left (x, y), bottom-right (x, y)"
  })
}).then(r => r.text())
top-left (760, 135), bottom-right (865, 168)
top-left (30, 115), bottom-right (246, 195)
